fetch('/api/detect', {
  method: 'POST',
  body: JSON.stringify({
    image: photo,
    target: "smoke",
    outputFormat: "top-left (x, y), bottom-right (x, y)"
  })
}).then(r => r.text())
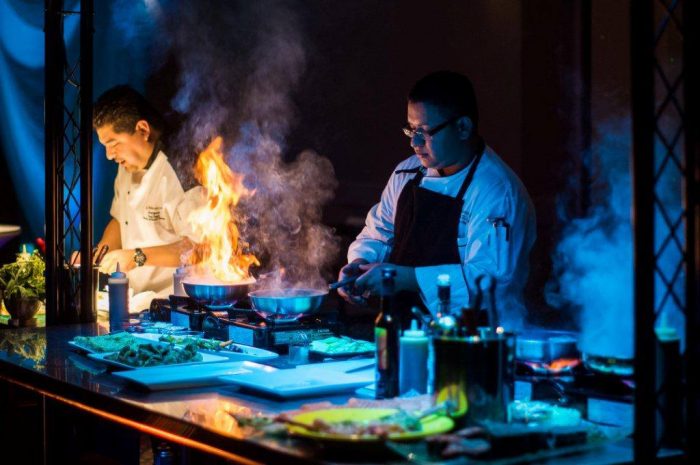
top-left (158, 0), bottom-right (339, 289)
top-left (546, 117), bottom-right (686, 357)
top-left (108, 0), bottom-right (163, 45)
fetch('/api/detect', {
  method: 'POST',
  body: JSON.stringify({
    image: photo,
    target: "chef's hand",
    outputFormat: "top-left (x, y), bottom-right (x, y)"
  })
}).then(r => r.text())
top-left (337, 259), bottom-right (369, 306)
top-left (99, 249), bottom-right (136, 274)
top-left (354, 263), bottom-right (418, 296)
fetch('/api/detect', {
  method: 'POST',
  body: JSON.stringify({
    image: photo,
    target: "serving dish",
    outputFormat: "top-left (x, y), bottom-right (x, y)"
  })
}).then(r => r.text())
top-left (132, 333), bottom-right (279, 362)
top-left (88, 349), bottom-right (227, 370)
top-left (287, 408), bottom-right (454, 442)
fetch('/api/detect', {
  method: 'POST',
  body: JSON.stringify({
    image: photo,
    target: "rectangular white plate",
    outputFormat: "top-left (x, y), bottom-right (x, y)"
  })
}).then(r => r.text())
top-left (112, 361), bottom-right (261, 390)
top-left (68, 340), bottom-right (100, 353)
top-left (132, 333), bottom-right (279, 362)
top-left (68, 338), bottom-right (136, 354)
top-left (88, 350), bottom-right (228, 370)
top-left (218, 359), bottom-right (375, 399)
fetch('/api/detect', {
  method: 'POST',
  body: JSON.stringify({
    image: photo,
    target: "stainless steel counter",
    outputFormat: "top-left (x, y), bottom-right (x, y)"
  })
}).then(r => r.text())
top-left (0, 323), bottom-right (638, 464)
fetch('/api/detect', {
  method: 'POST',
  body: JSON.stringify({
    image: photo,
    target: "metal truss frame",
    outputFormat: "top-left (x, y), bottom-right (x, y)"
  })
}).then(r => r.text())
top-left (44, 0), bottom-right (94, 324)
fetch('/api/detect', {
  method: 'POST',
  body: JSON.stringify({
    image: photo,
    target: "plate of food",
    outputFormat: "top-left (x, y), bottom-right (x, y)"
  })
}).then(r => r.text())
top-left (285, 408), bottom-right (453, 442)
top-left (133, 333), bottom-right (279, 361)
top-left (309, 336), bottom-right (374, 358)
top-left (88, 341), bottom-right (227, 369)
top-left (69, 332), bottom-right (137, 353)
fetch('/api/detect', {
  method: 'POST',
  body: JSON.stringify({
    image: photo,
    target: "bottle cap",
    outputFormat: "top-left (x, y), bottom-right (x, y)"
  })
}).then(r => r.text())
top-left (403, 319), bottom-right (426, 338)
top-left (437, 274), bottom-right (450, 287)
top-left (111, 262), bottom-right (127, 279)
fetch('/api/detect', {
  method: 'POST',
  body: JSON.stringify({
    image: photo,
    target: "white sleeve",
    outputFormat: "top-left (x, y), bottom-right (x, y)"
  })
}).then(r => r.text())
top-left (416, 180), bottom-right (530, 317)
top-left (347, 170), bottom-right (403, 264)
top-left (169, 186), bottom-right (207, 242)
top-left (109, 174), bottom-right (121, 222)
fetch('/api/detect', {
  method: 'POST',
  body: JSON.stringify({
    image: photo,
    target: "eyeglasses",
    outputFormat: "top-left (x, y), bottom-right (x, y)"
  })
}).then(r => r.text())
top-left (402, 115), bottom-right (461, 141)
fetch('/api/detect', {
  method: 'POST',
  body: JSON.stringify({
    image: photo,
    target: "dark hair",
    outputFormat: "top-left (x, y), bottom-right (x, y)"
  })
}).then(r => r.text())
top-left (408, 70), bottom-right (479, 128)
top-left (93, 85), bottom-right (164, 134)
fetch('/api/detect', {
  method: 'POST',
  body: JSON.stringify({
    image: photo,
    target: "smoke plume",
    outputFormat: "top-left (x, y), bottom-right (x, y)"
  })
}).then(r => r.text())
top-left (158, 0), bottom-right (339, 289)
top-left (546, 117), bottom-right (686, 357)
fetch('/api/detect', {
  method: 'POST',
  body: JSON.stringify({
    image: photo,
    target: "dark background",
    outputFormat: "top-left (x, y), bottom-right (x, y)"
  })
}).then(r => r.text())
top-left (0, 1), bottom-right (630, 324)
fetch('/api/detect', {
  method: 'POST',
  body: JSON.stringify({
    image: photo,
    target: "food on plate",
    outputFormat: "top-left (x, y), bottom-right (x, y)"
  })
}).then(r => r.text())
top-left (158, 334), bottom-right (220, 350)
top-left (310, 336), bottom-right (374, 354)
top-left (157, 334), bottom-right (247, 353)
top-left (105, 342), bottom-right (202, 367)
top-left (72, 332), bottom-right (136, 353)
top-left (281, 409), bottom-right (423, 437)
top-left (507, 401), bottom-right (582, 427)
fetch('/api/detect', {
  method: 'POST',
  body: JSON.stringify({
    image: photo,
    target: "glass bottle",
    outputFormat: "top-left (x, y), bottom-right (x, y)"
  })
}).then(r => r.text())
top-left (375, 267), bottom-right (399, 399)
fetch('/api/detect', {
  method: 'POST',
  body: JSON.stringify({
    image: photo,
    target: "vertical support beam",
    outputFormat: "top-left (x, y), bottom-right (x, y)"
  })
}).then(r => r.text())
top-left (630, 0), bottom-right (657, 461)
top-left (79, 0), bottom-right (94, 321)
top-left (44, 0), bottom-right (63, 326)
top-left (683, 1), bottom-right (699, 461)
top-left (579, 0), bottom-right (592, 215)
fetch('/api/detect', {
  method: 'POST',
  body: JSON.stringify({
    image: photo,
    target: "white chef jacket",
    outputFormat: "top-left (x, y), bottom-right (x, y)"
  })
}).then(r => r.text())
top-left (110, 151), bottom-right (204, 296)
top-left (348, 146), bottom-right (536, 330)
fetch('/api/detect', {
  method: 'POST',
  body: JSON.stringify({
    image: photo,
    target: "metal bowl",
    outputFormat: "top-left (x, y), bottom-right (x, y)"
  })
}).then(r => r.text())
top-left (515, 330), bottom-right (579, 363)
top-left (182, 281), bottom-right (251, 306)
top-left (248, 288), bottom-right (327, 320)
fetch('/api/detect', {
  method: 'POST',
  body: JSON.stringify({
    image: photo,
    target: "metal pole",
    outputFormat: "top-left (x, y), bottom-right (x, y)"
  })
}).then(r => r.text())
top-left (579, 0), bottom-right (592, 215)
top-left (79, 0), bottom-right (94, 322)
top-left (44, 0), bottom-right (63, 326)
top-left (683, 0), bottom-right (699, 461)
top-left (630, 0), bottom-right (657, 461)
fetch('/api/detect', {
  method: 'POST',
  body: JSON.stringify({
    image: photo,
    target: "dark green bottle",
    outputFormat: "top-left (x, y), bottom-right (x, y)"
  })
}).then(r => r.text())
top-left (375, 267), bottom-right (399, 399)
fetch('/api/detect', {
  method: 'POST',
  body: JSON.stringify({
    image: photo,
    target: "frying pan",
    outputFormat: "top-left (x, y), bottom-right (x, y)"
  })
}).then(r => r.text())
top-left (248, 288), bottom-right (327, 321)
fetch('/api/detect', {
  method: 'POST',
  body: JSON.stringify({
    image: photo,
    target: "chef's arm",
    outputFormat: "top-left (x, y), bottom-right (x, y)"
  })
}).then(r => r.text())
top-left (98, 239), bottom-right (192, 273)
top-left (135, 239), bottom-right (192, 267)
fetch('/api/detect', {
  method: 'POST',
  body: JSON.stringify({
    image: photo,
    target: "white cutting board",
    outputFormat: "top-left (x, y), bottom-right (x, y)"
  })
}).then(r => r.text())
top-left (113, 361), bottom-right (255, 390)
top-left (218, 359), bottom-right (375, 399)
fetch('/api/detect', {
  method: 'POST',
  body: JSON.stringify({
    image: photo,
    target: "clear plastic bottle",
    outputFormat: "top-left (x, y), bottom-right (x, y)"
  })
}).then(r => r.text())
top-left (400, 319), bottom-right (429, 395)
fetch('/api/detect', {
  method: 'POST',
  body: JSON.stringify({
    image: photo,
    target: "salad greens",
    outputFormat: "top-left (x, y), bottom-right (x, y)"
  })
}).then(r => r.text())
top-left (0, 249), bottom-right (45, 300)
top-left (105, 342), bottom-right (202, 367)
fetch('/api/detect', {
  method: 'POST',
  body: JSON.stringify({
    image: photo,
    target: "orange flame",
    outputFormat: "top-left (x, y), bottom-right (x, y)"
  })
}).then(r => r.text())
top-left (188, 136), bottom-right (259, 282)
top-left (547, 358), bottom-right (581, 372)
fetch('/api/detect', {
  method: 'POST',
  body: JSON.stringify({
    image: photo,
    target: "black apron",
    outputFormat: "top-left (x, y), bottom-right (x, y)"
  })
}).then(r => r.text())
top-left (388, 150), bottom-right (483, 325)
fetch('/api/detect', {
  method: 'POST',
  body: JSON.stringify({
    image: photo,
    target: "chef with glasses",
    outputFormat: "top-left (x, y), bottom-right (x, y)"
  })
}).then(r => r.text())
top-left (337, 71), bottom-right (536, 330)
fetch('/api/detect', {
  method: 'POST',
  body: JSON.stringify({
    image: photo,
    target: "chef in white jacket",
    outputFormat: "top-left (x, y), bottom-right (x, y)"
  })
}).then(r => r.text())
top-left (92, 85), bottom-right (203, 297)
top-left (338, 71), bottom-right (536, 330)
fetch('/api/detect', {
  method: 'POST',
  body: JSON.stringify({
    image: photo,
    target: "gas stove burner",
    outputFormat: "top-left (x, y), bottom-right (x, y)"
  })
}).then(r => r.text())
top-left (517, 358), bottom-right (582, 376)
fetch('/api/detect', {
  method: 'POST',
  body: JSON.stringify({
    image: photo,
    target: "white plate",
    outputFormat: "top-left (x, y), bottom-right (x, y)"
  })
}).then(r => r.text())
top-left (132, 333), bottom-right (279, 362)
top-left (88, 350), bottom-right (228, 370)
top-left (218, 359), bottom-right (375, 399)
top-left (112, 361), bottom-right (260, 390)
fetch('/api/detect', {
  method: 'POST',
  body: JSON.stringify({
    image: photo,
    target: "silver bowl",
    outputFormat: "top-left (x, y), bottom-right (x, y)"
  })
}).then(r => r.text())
top-left (182, 281), bottom-right (251, 306)
top-left (248, 288), bottom-right (327, 320)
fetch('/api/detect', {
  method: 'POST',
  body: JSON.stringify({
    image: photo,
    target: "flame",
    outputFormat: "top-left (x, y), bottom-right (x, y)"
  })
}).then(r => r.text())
top-left (547, 358), bottom-right (581, 372)
top-left (188, 136), bottom-right (259, 282)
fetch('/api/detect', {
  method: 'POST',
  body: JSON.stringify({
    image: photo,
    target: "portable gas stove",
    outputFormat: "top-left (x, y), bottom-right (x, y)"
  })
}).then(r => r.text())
top-left (513, 330), bottom-right (636, 429)
top-left (149, 294), bottom-right (338, 353)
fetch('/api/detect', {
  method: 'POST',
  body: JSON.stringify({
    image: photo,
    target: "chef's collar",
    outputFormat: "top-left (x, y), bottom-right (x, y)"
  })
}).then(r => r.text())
top-left (143, 139), bottom-right (163, 171)
top-left (429, 138), bottom-right (485, 178)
